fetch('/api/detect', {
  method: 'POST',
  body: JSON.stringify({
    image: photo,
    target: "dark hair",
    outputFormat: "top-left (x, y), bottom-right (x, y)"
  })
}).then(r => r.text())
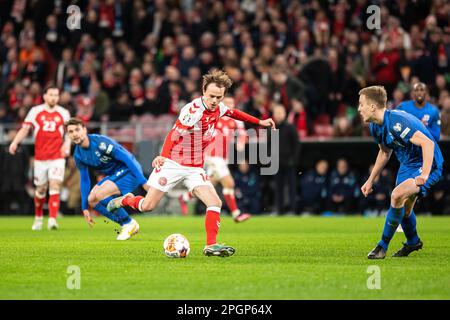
top-left (64, 117), bottom-right (85, 129)
top-left (43, 84), bottom-right (60, 94)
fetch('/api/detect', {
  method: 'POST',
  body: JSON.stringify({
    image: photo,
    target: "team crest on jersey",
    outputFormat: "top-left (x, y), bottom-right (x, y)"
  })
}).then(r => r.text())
top-left (393, 123), bottom-right (402, 132)
top-left (182, 114), bottom-right (192, 123)
top-left (422, 114), bottom-right (430, 123)
top-left (159, 177), bottom-right (167, 186)
top-left (99, 142), bottom-right (107, 151)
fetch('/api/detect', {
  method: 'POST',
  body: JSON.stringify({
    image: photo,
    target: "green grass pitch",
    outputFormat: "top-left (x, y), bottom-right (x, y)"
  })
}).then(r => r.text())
top-left (1, 215), bottom-right (450, 299)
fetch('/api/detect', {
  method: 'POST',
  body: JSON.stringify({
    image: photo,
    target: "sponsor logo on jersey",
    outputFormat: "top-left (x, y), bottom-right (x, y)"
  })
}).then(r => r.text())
top-left (400, 127), bottom-right (411, 139)
top-left (106, 144), bottom-right (113, 155)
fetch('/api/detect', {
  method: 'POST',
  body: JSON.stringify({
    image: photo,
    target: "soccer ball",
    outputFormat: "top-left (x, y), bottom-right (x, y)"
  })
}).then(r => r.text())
top-left (163, 233), bottom-right (190, 258)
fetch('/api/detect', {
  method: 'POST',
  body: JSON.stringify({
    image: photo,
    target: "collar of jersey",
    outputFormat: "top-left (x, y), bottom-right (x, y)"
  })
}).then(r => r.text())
top-left (200, 97), bottom-right (213, 112)
top-left (43, 104), bottom-right (58, 112)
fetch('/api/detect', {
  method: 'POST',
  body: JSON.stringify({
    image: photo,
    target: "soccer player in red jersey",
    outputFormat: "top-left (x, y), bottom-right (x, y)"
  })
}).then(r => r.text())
top-left (9, 86), bottom-right (71, 230)
top-left (107, 69), bottom-right (275, 257)
top-left (178, 95), bottom-right (252, 222)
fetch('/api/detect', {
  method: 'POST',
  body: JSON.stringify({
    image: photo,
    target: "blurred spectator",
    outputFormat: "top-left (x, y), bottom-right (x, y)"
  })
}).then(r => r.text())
top-left (109, 90), bottom-right (133, 121)
top-left (269, 66), bottom-right (307, 116)
top-left (0, 104), bottom-right (13, 124)
top-left (441, 96), bottom-right (450, 138)
top-left (359, 165), bottom-right (392, 216)
top-left (61, 157), bottom-right (81, 215)
top-left (299, 159), bottom-right (329, 215)
top-left (233, 161), bottom-right (261, 215)
top-left (271, 104), bottom-right (300, 215)
top-left (0, 130), bottom-right (31, 214)
top-left (427, 172), bottom-right (450, 215)
top-left (333, 115), bottom-right (353, 137)
top-left (327, 158), bottom-right (360, 214)
top-left (372, 36), bottom-right (401, 95)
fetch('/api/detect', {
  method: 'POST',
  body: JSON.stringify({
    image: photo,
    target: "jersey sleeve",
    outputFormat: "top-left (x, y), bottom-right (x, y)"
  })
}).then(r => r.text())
top-left (223, 108), bottom-right (260, 125)
top-left (429, 108), bottom-right (441, 142)
top-left (61, 108), bottom-right (71, 123)
top-left (177, 102), bottom-right (203, 129)
top-left (74, 156), bottom-right (91, 211)
top-left (396, 102), bottom-right (404, 111)
top-left (390, 113), bottom-right (417, 143)
top-left (23, 107), bottom-right (37, 128)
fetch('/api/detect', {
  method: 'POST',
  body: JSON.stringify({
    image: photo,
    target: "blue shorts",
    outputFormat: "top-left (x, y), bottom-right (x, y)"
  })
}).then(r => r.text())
top-left (396, 166), bottom-right (443, 198)
top-left (97, 168), bottom-right (141, 195)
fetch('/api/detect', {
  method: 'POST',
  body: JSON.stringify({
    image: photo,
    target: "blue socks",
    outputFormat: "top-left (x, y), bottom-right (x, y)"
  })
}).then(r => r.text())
top-left (94, 196), bottom-right (132, 226)
top-left (401, 210), bottom-right (420, 245)
top-left (378, 206), bottom-right (405, 251)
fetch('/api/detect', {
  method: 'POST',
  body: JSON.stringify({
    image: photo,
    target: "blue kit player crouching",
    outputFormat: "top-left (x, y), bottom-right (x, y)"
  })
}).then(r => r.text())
top-left (358, 86), bottom-right (444, 259)
top-left (65, 118), bottom-right (148, 240)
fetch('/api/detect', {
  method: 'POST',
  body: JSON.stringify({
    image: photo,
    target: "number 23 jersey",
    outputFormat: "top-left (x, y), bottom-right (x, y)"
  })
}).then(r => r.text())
top-left (23, 104), bottom-right (71, 160)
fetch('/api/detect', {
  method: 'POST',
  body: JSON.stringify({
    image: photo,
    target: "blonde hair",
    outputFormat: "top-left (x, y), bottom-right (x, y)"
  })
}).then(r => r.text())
top-left (202, 69), bottom-right (233, 93)
top-left (359, 86), bottom-right (387, 108)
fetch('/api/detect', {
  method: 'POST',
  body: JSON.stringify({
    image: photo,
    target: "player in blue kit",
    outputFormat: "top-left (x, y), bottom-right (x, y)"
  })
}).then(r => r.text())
top-left (397, 82), bottom-right (441, 141)
top-left (358, 86), bottom-right (444, 259)
top-left (65, 118), bottom-right (148, 240)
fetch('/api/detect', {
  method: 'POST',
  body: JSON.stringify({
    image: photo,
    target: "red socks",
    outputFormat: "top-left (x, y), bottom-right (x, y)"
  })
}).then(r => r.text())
top-left (34, 194), bottom-right (46, 218)
top-left (223, 188), bottom-right (239, 214)
top-left (205, 207), bottom-right (221, 245)
top-left (123, 195), bottom-right (144, 211)
top-left (49, 193), bottom-right (60, 219)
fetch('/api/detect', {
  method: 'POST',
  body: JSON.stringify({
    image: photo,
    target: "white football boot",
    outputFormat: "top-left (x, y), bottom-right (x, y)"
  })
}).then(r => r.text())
top-left (31, 217), bottom-right (43, 231)
top-left (47, 217), bottom-right (59, 230)
top-left (117, 219), bottom-right (139, 240)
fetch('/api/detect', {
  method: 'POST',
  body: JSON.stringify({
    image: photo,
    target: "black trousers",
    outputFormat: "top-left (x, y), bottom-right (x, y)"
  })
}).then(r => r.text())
top-left (274, 165), bottom-right (297, 214)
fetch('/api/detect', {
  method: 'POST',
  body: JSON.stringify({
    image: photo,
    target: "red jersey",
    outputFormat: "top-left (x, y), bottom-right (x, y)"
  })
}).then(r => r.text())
top-left (206, 116), bottom-right (246, 161)
top-left (23, 104), bottom-right (71, 160)
top-left (161, 97), bottom-right (259, 167)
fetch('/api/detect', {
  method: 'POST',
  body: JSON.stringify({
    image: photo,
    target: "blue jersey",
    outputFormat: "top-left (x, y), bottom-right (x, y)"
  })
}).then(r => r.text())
top-left (396, 100), bottom-right (441, 141)
top-left (370, 110), bottom-right (444, 171)
top-left (74, 134), bottom-right (147, 210)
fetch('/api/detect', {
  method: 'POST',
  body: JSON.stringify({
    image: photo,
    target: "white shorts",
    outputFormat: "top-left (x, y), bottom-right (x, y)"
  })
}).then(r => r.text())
top-left (205, 156), bottom-right (230, 180)
top-left (147, 159), bottom-right (213, 192)
top-left (34, 159), bottom-right (66, 186)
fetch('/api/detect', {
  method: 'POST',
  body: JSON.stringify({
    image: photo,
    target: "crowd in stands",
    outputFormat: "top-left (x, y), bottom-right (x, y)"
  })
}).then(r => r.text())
top-left (1, 0), bottom-right (450, 139)
top-left (1, 0), bottom-right (450, 215)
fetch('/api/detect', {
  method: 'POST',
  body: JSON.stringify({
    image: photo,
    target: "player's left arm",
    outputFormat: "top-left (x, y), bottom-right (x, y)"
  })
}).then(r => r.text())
top-left (224, 108), bottom-right (276, 129)
top-left (409, 131), bottom-right (435, 186)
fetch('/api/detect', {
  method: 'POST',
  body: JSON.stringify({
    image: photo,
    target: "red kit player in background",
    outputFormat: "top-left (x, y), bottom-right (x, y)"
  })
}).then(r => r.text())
top-left (9, 86), bottom-right (71, 230)
top-left (178, 95), bottom-right (251, 222)
top-left (107, 69), bottom-right (275, 257)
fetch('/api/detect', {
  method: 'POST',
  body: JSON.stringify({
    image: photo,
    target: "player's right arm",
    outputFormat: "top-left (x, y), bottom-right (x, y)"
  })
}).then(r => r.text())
top-left (361, 144), bottom-right (392, 197)
top-left (8, 125), bottom-right (31, 155)
top-left (74, 156), bottom-right (94, 226)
